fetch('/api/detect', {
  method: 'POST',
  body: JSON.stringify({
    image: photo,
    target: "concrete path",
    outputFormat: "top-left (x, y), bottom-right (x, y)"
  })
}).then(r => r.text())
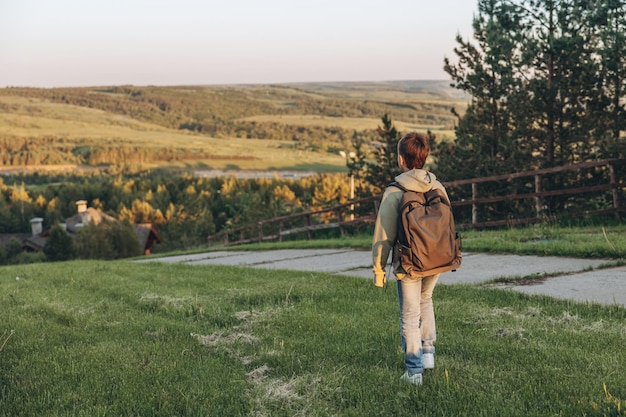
top-left (138, 250), bottom-right (626, 307)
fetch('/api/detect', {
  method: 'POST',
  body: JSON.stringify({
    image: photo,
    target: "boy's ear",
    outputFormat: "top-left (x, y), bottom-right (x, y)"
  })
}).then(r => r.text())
top-left (398, 154), bottom-right (407, 168)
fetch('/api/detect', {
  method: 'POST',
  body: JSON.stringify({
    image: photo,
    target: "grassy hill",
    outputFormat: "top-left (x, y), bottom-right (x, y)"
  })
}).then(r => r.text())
top-left (1, 258), bottom-right (624, 416)
top-left (0, 81), bottom-right (466, 172)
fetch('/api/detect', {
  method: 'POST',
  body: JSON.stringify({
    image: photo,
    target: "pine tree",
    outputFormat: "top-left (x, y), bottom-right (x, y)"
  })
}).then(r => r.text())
top-left (440, 0), bottom-right (532, 179)
top-left (364, 114), bottom-right (402, 192)
top-left (518, 0), bottom-right (607, 165)
top-left (441, 0), bottom-right (624, 176)
top-left (43, 224), bottom-right (76, 262)
top-left (108, 221), bottom-right (142, 259)
top-left (595, 0), bottom-right (626, 157)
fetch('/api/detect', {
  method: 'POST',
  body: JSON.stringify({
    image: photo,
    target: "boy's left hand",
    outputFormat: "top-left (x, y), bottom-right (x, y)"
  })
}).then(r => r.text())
top-left (374, 272), bottom-right (386, 287)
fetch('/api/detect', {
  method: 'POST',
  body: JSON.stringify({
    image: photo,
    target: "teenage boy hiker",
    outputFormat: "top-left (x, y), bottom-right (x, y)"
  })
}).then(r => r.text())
top-left (372, 131), bottom-right (452, 386)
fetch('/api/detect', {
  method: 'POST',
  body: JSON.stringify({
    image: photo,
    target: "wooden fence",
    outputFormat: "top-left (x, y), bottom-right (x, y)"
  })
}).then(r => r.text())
top-left (207, 158), bottom-right (625, 247)
top-left (447, 158), bottom-right (625, 228)
top-left (207, 196), bottom-right (381, 247)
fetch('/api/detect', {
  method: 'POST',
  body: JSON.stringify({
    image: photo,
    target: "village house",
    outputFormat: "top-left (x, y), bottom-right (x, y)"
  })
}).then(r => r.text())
top-left (21, 200), bottom-right (162, 255)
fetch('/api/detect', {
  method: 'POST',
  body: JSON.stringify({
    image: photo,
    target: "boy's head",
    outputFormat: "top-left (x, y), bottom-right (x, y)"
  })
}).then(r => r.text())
top-left (397, 132), bottom-right (430, 171)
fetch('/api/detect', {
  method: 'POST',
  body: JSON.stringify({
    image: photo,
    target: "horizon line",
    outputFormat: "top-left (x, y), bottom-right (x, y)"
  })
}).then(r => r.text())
top-left (1, 79), bottom-right (453, 90)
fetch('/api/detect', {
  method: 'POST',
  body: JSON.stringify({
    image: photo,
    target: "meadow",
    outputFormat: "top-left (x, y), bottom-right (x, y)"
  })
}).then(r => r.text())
top-left (0, 95), bottom-right (341, 172)
top-left (236, 114), bottom-right (456, 141)
top-left (1, 224), bottom-right (626, 416)
top-left (0, 81), bottom-right (466, 172)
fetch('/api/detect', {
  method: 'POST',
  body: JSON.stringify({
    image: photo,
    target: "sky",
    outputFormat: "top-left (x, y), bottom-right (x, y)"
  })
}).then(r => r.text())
top-left (0, 0), bottom-right (477, 88)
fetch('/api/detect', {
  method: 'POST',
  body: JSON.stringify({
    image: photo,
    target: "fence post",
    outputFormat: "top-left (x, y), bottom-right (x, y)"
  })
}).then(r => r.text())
top-left (472, 183), bottom-right (478, 225)
top-left (535, 174), bottom-right (543, 218)
top-left (306, 214), bottom-right (312, 240)
top-left (279, 220), bottom-right (284, 242)
top-left (609, 162), bottom-right (620, 219)
top-left (258, 222), bottom-right (263, 244)
top-left (337, 208), bottom-right (345, 236)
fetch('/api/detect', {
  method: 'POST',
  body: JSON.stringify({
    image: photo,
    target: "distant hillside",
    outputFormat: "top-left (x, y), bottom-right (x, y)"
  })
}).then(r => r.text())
top-left (0, 81), bottom-right (466, 171)
top-left (282, 80), bottom-right (469, 100)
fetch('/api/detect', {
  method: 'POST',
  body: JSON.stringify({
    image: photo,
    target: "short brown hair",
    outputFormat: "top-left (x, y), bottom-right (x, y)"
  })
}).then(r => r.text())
top-left (398, 132), bottom-right (429, 169)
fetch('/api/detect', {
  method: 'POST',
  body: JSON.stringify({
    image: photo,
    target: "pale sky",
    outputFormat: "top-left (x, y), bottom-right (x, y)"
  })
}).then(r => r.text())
top-left (0, 0), bottom-right (477, 88)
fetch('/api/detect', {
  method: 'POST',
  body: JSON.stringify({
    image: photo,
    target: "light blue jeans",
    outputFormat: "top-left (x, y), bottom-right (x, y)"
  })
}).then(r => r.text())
top-left (397, 273), bottom-right (440, 375)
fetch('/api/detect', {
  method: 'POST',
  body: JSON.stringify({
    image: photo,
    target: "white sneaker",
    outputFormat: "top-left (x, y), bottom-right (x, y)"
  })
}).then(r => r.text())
top-left (400, 371), bottom-right (423, 386)
top-left (422, 353), bottom-right (435, 370)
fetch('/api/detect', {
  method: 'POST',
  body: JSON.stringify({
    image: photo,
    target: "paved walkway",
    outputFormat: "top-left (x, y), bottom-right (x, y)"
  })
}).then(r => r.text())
top-left (138, 250), bottom-right (626, 307)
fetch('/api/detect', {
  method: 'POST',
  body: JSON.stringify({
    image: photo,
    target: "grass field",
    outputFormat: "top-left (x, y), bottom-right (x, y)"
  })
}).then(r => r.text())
top-left (1, 230), bottom-right (625, 416)
top-left (0, 95), bottom-right (344, 171)
top-left (219, 224), bottom-right (626, 261)
top-left (237, 114), bottom-right (457, 141)
top-left (283, 80), bottom-right (469, 102)
top-left (0, 81), bottom-right (466, 172)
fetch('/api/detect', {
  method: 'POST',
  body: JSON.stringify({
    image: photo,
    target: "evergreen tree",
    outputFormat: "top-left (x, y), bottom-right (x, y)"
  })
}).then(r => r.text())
top-left (74, 220), bottom-right (141, 260)
top-left (0, 196), bottom-right (12, 233)
top-left (8, 183), bottom-right (36, 232)
top-left (3, 237), bottom-right (24, 261)
top-left (595, 0), bottom-right (626, 157)
top-left (519, 0), bottom-right (606, 166)
top-left (74, 223), bottom-right (113, 260)
top-left (43, 224), bottom-right (76, 262)
top-left (441, 0), bottom-right (532, 179)
top-left (441, 0), bottom-right (625, 177)
top-left (346, 130), bottom-right (382, 198)
top-left (108, 221), bottom-right (142, 259)
top-left (364, 114), bottom-right (402, 192)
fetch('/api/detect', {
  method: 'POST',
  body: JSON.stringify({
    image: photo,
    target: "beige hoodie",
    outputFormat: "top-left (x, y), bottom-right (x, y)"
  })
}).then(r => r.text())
top-left (371, 169), bottom-right (449, 287)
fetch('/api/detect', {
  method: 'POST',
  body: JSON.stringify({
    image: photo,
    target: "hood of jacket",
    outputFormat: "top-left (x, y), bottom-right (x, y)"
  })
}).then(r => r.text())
top-left (394, 169), bottom-right (437, 193)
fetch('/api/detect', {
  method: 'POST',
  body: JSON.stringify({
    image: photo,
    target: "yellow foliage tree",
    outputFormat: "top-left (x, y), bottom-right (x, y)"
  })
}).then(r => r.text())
top-left (272, 184), bottom-right (301, 215)
top-left (310, 174), bottom-right (349, 223)
top-left (35, 194), bottom-right (47, 209)
top-left (9, 183), bottom-right (31, 204)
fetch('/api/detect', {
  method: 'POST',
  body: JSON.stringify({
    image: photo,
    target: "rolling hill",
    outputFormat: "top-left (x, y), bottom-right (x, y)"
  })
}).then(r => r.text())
top-left (0, 81), bottom-right (467, 172)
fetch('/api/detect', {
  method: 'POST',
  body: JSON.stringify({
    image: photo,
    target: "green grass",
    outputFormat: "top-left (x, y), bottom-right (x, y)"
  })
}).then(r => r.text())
top-left (2, 260), bottom-right (625, 416)
top-left (460, 224), bottom-right (626, 259)
top-left (215, 224), bottom-right (626, 259)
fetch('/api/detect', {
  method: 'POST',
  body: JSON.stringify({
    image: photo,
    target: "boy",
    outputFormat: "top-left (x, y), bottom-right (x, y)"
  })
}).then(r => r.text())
top-left (372, 131), bottom-right (450, 386)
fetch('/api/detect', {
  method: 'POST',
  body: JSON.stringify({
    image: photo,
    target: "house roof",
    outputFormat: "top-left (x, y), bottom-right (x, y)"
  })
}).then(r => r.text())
top-left (134, 223), bottom-right (163, 247)
top-left (22, 235), bottom-right (48, 251)
top-left (0, 233), bottom-right (30, 246)
top-left (65, 208), bottom-right (118, 233)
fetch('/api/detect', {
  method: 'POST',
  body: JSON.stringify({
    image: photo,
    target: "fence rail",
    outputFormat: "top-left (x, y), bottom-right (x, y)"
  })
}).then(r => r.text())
top-left (207, 196), bottom-right (380, 247)
top-left (207, 159), bottom-right (625, 247)
top-left (447, 158), bottom-right (625, 228)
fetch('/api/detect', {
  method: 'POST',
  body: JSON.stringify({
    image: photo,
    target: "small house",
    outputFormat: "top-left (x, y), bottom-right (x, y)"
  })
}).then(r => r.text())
top-left (22, 218), bottom-right (48, 252)
top-left (22, 200), bottom-right (162, 255)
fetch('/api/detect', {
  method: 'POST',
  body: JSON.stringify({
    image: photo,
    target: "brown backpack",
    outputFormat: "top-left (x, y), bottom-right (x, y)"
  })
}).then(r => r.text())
top-left (390, 182), bottom-right (462, 277)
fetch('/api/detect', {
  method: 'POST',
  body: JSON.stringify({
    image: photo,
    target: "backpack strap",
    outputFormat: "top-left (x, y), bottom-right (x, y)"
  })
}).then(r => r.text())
top-left (389, 181), bottom-right (450, 208)
top-left (389, 181), bottom-right (445, 202)
top-left (387, 181), bottom-right (407, 192)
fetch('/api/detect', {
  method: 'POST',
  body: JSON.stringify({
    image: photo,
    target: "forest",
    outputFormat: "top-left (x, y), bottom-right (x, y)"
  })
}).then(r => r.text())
top-left (434, 0), bottom-right (625, 180)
